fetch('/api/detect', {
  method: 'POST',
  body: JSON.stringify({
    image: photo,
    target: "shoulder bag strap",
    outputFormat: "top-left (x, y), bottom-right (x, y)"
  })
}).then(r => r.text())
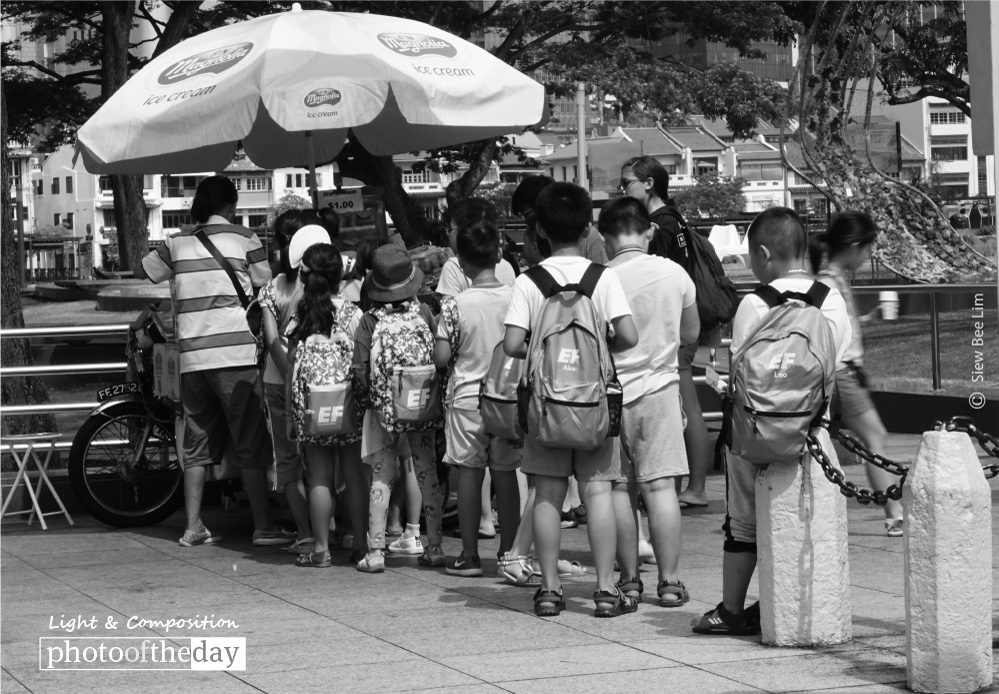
top-left (805, 281), bottom-right (831, 308)
top-left (524, 265), bottom-right (560, 298)
top-left (574, 263), bottom-right (606, 299)
top-left (753, 285), bottom-right (787, 308)
top-left (194, 226), bottom-right (250, 309)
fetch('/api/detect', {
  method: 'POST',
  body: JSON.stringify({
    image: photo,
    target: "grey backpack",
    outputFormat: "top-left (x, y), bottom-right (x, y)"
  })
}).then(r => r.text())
top-left (728, 282), bottom-right (836, 464)
top-left (517, 264), bottom-right (622, 451)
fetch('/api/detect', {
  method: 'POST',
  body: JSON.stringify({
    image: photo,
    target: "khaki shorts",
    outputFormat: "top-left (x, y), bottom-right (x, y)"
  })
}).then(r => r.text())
top-left (264, 383), bottom-right (303, 490)
top-left (615, 382), bottom-right (688, 482)
top-left (444, 407), bottom-right (521, 471)
top-left (521, 435), bottom-right (619, 482)
top-left (833, 365), bottom-right (875, 421)
top-left (722, 448), bottom-right (761, 553)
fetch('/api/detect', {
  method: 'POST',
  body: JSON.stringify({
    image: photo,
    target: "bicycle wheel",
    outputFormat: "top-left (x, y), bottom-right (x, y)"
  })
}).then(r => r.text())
top-left (68, 400), bottom-right (183, 527)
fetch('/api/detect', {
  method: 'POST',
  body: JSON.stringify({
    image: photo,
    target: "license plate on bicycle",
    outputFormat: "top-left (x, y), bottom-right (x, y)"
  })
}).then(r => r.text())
top-left (97, 382), bottom-right (141, 401)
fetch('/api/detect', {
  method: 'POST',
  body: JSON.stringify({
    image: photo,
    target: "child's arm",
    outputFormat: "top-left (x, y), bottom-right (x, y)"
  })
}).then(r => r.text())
top-left (263, 306), bottom-right (289, 375)
top-left (609, 315), bottom-right (639, 352)
top-left (285, 340), bottom-right (298, 440)
top-left (679, 302), bottom-right (701, 347)
top-left (433, 338), bottom-right (452, 369)
top-left (503, 326), bottom-right (529, 358)
top-left (351, 314), bottom-right (376, 406)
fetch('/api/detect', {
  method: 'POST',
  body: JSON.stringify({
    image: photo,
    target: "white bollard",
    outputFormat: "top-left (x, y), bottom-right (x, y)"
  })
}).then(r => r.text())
top-left (905, 431), bottom-right (992, 694)
top-left (757, 427), bottom-right (852, 646)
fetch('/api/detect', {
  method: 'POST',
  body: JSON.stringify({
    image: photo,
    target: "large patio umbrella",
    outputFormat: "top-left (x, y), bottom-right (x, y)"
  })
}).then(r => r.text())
top-left (74, 4), bottom-right (548, 204)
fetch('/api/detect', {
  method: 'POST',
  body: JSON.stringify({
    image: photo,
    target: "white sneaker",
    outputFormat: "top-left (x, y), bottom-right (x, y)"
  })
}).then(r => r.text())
top-left (388, 533), bottom-right (423, 555)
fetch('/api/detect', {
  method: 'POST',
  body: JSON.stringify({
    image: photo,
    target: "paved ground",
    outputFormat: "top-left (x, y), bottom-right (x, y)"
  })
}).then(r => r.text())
top-left (2, 434), bottom-right (998, 694)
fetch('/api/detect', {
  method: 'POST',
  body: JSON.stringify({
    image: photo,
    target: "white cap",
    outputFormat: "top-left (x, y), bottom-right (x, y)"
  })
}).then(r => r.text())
top-left (288, 225), bottom-right (331, 269)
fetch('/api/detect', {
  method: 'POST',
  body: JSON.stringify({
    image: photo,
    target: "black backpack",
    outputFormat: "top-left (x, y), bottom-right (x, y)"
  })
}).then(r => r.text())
top-left (660, 208), bottom-right (739, 332)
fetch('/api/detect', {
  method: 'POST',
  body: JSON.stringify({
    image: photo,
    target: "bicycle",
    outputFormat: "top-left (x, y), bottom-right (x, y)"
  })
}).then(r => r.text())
top-left (67, 304), bottom-right (184, 527)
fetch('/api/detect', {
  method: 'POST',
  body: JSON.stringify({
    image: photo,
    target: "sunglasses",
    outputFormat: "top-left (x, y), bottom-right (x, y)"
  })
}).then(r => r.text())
top-left (618, 178), bottom-right (642, 192)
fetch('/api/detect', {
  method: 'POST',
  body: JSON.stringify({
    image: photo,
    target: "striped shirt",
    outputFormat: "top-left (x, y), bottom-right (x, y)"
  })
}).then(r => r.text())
top-left (142, 217), bottom-right (271, 373)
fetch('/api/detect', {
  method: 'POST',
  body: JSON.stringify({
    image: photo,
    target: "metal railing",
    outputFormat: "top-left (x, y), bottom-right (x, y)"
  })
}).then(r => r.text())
top-left (0, 324), bottom-right (130, 453)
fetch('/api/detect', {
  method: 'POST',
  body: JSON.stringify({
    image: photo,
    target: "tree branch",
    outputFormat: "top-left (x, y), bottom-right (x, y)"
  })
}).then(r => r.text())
top-left (136, 1), bottom-right (164, 40)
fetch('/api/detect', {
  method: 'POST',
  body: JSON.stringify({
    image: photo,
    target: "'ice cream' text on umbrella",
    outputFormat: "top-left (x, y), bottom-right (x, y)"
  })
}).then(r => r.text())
top-left (75, 3), bottom-right (548, 206)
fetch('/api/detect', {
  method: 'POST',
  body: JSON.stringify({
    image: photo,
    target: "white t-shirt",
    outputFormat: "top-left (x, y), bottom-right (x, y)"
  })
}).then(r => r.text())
top-left (436, 286), bottom-right (513, 410)
top-left (504, 256), bottom-right (632, 338)
top-left (731, 276), bottom-right (852, 365)
top-left (610, 255), bottom-right (696, 404)
top-left (437, 257), bottom-right (517, 296)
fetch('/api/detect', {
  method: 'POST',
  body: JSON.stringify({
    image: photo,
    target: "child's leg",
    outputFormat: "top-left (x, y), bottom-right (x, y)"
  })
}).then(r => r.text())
top-left (457, 466), bottom-right (485, 558)
top-left (386, 476), bottom-right (406, 535)
top-left (640, 477), bottom-right (683, 585)
top-left (407, 430), bottom-right (444, 551)
top-left (563, 476), bottom-right (582, 513)
top-left (614, 479), bottom-right (640, 581)
top-left (533, 473), bottom-right (569, 591)
top-left (365, 448), bottom-right (397, 552)
top-left (402, 454), bottom-right (422, 528)
top-left (304, 444), bottom-right (335, 553)
top-left (677, 359), bottom-right (709, 507)
top-left (722, 550), bottom-right (757, 614)
top-left (479, 469), bottom-right (496, 536)
top-left (508, 477), bottom-right (535, 558)
top-left (516, 469), bottom-right (530, 515)
top-left (582, 478), bottom-right (621, 593)
top-left (338, 441), bottom-right (368, 556)
top-left (491, 468), bottom-right (520, 557)
top-left (264, 385), bottom-right (312, 542)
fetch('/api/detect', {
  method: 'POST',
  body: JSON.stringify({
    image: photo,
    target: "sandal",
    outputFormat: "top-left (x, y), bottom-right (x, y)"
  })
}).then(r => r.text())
top-left (498, 554), bottom-right (542, 587)
top-left (295, 550), bottom-right (331, 568)
top-left (657, 580), bottom-right (690, 607)
top-left (557, 559), bottom-right (586, 577)
top-left (356, 551), bottom-right (385, 573)
top-left (533, 588), bottom-right (566, 617)
top-left (283, 537), bottom-right (315, 554)
top-left (418, 547), bottom-right (446, 568)
top-left (691, 602), bottom-right (754, 635)
top-left (617, 576), bottom-right (644, 603)
top-left (593, 587), bottom-right (639, 618)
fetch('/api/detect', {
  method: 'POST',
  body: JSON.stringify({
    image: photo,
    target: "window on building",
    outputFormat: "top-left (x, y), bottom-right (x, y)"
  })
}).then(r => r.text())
top-left (99, 175), bottom-right (112, 191)
top-left (66, 176), bottom-right (73, 194)
top-left (247, 214), bottom-right (268, 228)
top-left (65, 212), bottom-right (74, 229)
top-left (53, 213), bottom-right (61, 225)
top-left (693, 158), bottom-right (718, 176)
top-left (929, 109), bottom-right (966, 125)
top-left (930, 135), bottom-right (968, 161)
top-left (162, 212), bottom-right (191, 229)
top-left (245, 177), bottom-right (270, 191)
top-left (103, 210), bottom-right (116, 228)
top-left (51, 178), bottom-right (60, 194)
top-left (33, 180), bottom-right (43, 196)
top-left (935, 173), bottom-right (969, 198)
top-left (738, 162), bottom-right (782, 181)
top-left (978, 156), bottom-right (989, 189)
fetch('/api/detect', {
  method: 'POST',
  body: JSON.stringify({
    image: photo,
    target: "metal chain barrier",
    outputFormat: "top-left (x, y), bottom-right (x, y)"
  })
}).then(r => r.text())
top-left (806, 417), bottom-right (999, 506)
top-left (934, 416), bottom-right (999, 479)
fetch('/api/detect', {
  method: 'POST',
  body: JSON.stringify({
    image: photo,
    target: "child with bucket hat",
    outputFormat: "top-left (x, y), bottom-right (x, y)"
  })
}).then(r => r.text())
top-left (351, 245), bottom-right (446, 572)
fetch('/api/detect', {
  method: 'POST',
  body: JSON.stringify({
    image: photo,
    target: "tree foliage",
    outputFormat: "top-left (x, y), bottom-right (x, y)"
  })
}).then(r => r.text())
top-left (268, 190), bottom-right (312, 224)
top-left (673, 172), bottom-right (747, 222)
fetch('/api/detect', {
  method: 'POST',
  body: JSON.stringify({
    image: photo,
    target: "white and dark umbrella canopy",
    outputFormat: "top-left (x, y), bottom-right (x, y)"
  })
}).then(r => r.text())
top-left (75, 5), bottom-right (548, 174)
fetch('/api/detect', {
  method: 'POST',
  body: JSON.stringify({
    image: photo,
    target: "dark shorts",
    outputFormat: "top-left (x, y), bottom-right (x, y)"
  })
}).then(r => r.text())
top-left (181, 366), bottom-right (272, 470)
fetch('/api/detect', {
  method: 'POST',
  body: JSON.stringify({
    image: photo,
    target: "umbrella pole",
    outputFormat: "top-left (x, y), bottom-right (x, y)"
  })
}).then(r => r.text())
top-left (306, 130), bottom-right (319, 209)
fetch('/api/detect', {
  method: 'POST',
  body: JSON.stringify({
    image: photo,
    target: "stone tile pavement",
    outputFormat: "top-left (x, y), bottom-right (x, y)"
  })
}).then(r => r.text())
top-left (2, 434), bottom-right (997, 694)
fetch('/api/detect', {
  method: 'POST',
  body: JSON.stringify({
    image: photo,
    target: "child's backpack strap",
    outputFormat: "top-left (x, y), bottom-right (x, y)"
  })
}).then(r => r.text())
top-left (524, 263), bottom-right (605, 299)
top-left (754, 281), bottom-right (830, 309)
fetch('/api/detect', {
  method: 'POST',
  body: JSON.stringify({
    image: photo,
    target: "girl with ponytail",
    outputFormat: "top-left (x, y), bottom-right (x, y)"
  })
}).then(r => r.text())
top-left (811, 211), bottom-right (903, 537)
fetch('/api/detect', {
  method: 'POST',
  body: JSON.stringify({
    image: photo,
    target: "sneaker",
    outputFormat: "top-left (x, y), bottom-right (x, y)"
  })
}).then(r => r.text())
top-left (356, 550), bottom-right (385, 573)
top-left (885, 518), bottom-right (903, 537)
top-left (560, 510), bottom-right (579, 529)
top-left (445, 553), bottom-right (483, 577)
top-left (179, 528), bottom-right (221, 547)
top-left (571, 504), bottom-right (587, 525)
top-left (388, 533), bottom-right (424, 555)
top-left (252, 527), bottom-right (296, 546)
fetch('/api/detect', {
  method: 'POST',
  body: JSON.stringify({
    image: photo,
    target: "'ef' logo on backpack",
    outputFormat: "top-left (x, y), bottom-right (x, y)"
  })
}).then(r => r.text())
top-left (406, 388), bottom-right (431, 409)
top-left (558, 348), bottom-right (580, 370)
top-left (317, 405), bottom-right (344, 425)
top-left (767, 352), bottom-right (796, 378)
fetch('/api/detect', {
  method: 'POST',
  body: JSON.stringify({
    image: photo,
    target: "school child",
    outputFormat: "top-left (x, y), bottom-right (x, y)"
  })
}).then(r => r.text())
top-left (693, 207), bottom-right (851, 634)
top-left (503, 182), bottom-right (639, 617)
top-left (432, 200), bottom-right (522, 576)
top-left (352, 245), bottom-right (445, 573)
top-left (286, 240), bottom-right (365, 567)
top-left (811, 211), bottom-right (903, 536)
top-left (597, 197), bottom-right (700, 607)
top-left (258, 213), bottom-right (324, 555)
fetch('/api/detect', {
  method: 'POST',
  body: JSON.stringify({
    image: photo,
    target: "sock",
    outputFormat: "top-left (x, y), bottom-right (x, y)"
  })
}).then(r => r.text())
top-left (404, 523), bottom-right (420, 539)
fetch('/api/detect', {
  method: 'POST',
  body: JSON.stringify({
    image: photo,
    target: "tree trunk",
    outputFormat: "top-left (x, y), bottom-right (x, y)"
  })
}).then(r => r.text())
top-left (1, 83), bottom-right (57, 438)
top-left (102, 1), bottom-right (148, 272)
top-left (445, 140), bottom-right (497, 208)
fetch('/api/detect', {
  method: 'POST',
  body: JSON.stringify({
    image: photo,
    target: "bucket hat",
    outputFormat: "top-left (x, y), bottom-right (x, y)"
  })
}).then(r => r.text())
top-left (288, 225), bottom-right (332, 270)
top-left (367, 245), bottom-right (423, 303)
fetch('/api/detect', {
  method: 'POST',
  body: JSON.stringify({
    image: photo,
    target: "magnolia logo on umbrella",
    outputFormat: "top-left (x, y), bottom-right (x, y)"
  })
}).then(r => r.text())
top-left (305, 88), bottom-right (342, 108)
top-left (158, 43), bottom-right (253, 85)
top-left (377, 33), bottom-right (457, 58)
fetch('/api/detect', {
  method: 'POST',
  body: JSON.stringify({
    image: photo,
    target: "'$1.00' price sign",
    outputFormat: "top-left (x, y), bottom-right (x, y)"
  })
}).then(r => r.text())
top-left (318, 188), bottom-right (363, 212)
